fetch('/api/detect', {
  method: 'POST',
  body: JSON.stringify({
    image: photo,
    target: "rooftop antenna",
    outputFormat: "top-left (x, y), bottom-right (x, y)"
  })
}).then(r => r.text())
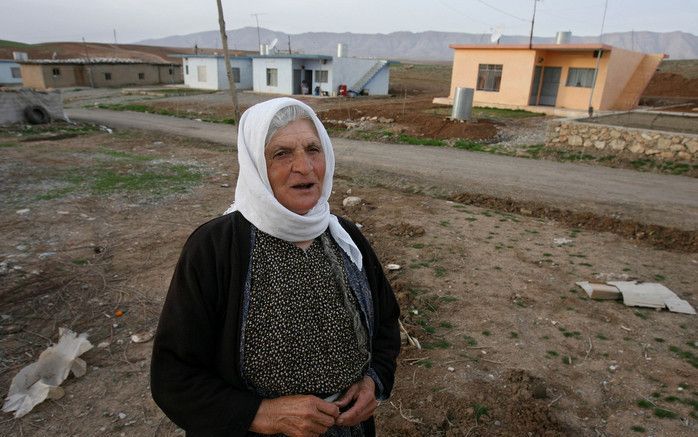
top-left (251, 13), bottom-right (267, 52)
top-left (490, 27), bottom-right (503, 44)
top-left (268, 37), bottom-right (279, 54)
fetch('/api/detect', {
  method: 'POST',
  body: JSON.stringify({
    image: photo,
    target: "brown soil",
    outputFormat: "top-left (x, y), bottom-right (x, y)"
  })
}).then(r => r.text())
top-left (643, 72), bottom-right (698, 99)
top-left (1, 125), bottom-right (696, 436)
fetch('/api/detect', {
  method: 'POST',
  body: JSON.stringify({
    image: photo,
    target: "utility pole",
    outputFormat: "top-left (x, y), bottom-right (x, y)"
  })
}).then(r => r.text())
top-left (216, 0), bottom-right (240, 123)
top-left (251, 13), bottom-right (265, 53)
top-left (588, 0), bottom-right (609, 118)
top-left (528, 0), bottom-right (540, 49)
top-left (287, 35), bottom-right (291, 54)
top-left (81, 37), bottom-right (94, 88)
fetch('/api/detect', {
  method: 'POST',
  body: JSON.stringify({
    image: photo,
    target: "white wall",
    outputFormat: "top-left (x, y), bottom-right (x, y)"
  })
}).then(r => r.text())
top-left (215, 58), bottom-right (253, 90)
top-left (330, 57), bottom-right (390, 95)
top-left (252, 58), bottom-right (293, 94)
top-left (183, 57), bottom-right (220, 90)
top-left (0, 61), bottom-right (22, 85)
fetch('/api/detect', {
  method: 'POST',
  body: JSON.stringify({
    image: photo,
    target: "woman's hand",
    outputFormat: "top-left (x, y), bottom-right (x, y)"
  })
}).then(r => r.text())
top-left (334, 376), bottom-right (378, 427)
top-left (250, 395), bottom-right (339, 437)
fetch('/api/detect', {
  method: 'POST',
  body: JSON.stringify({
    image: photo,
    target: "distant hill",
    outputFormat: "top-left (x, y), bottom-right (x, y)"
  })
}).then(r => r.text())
top-left (137, 27), bottom-right (698, 61)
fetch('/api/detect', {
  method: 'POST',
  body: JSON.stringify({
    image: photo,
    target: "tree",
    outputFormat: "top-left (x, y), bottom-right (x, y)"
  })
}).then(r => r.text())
top-left (216, 0), bottom-right (240, 122)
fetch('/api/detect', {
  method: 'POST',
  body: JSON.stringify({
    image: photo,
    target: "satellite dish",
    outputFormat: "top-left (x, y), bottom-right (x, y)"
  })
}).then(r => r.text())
top-left (268, 38), bottom-right (279, 52)
top-left (490, 26), bottom-right (503, 44)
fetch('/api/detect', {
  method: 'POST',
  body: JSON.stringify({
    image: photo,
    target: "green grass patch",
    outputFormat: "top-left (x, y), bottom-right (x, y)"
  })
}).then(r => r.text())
top-left (637, 399), bottom-right (653, 408)
top-left (669, 345), bottom-right (698, 368)
top-left (99, 147), bottom-right (152, 161)
top-left (654, 274), bottom-right (666, 281)
top-left (463, 335), bottom-right (478, 347)
top-left (411, 243), bottom-right (425, 249)
top-left (472, 403), bottom-right (490, 424)
top-left (596, 333), bottom-right (609, 340)
top-left (473, 107), bottom-right (543, 119)
top-left (0, 39), bottom-right (32, 48)
top-left (433, 266), bottom-right (447, 277)
top-left (546, 350), bottom-right (559, 357)
top-left (481, 330), bottom-right (491, 337)
top-left (424, 339), bottom-right (452, 349)
top-left (509, 331), bottom-right (519, 339)
top-left (654, 408), bottom-right (677, 419)
top-left (630, 425), bottom-right (646, 432)
top-left (0, 142), bottom-right (19, 148)
top-left (396, 134), bottom-right (445, 147)
top-left (453, 140), bottom-right (488, 152)
top-left (91, 165), bottom-right (201, 194)
top-left (95, 103), bottom-right (236, 125)
top-left (417, 359), bottom-right (433, 368)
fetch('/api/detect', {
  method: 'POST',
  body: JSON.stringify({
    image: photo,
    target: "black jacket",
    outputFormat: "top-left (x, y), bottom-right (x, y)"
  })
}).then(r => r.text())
top-left (151, 211), bottom-right (401, 436)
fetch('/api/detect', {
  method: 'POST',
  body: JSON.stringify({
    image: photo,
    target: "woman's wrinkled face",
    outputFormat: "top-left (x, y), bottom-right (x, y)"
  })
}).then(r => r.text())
top-left (265, 118), bottom-right (325, 215)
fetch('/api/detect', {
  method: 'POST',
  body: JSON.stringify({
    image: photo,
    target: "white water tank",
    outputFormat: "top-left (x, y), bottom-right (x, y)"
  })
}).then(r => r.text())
top-left (337, 43), bottom-right (348, 58)
top-left (555, 31), bottom-right (572, 45)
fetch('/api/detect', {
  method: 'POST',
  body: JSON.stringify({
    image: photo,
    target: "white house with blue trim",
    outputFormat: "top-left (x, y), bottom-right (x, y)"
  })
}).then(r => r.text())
top-left (175, 55), bottom-right (253, 91)
top-left (251, 54), bottom-right (393, 96)
top-left (0, 60), bottom-right (23, 86)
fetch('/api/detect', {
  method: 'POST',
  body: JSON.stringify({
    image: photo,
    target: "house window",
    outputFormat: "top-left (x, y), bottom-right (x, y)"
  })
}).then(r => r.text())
top-left (232, 67), bottom-right (240, 83)
top-left (138, 72), bottom-right (145, 80)
top-left (168, 68), bottom-right (173, 75)
top-left (476, 64), bottom-right (502, 92)
top-left (197, 65), bottom-right (207, 82)
top-left (185, 65), bottom-right (189, 75)
top-left (566, 68), bottom-right (595, 88)
top-left (52, 68), bottom-right (61, 76)
top-left (266, 68), bottom-right (278, 86)
top-left (11, 67), bottom-right (21, 78)
top-left (104, 72), bottom-right (112, 80)
top-left (315, 70), bottom-right (328, 83)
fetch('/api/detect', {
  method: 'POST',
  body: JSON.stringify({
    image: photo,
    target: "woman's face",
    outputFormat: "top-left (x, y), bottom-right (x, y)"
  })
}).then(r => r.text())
top-left (265, 118), bottom-right (326, 215)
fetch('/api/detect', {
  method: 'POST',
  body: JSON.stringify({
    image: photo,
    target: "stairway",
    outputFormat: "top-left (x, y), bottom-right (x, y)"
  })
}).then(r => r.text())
top-left (349, 61), bottom-right (387, 93)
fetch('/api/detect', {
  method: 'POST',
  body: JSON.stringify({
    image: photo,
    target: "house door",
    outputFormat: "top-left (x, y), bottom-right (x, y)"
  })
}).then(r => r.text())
top-left (528, 66), bottom-right (542, 106)
top-left (293, 69), bottom-right (302, 94)
top-left (539, 67), bottom-right (562, 106)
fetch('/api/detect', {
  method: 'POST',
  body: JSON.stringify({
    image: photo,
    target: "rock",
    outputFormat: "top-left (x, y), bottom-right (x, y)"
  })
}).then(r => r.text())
top-left (386, 264), bottom-right (401, 271)
top-left (629, 143), bottom-right (644, 154)
top-left (16, 209), bottom-right (30, 215)
top-left (685, 140), bottom-right (698, 154)
top-left (342, 196), bottom-right (362, 207)
top-left (220, 183), bottom-right (230, 188)
top-left (118, 412), bottom-right (127, 420)
top-left (659, 151), bottom-right (675, 159)
top-left (594, 140), bottom-right (606, 150)
top-left (641, 133), bottom-right (653, 141)
top-left (677, 151), bottom-right (692, 161)
top-left (38, 252), bottom-right (56, 259)
top-left (583, 139), bottom-right (593, 147)
top-left (657, 138), bottom-right (672, 149)
top-left (568, 135), bottom-right (583, 146)
top-left (609, 139), bottom-right (626, 151)
top-left (670, 144), bottom-right (685, 152)
top-left (644, 148), bottom-right (660, 155)
top-left (610, 130), bottom-right (621, 139)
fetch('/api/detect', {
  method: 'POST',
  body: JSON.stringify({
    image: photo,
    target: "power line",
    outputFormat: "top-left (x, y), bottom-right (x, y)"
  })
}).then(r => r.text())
top-left (476, 0), bottom-right (528, 22)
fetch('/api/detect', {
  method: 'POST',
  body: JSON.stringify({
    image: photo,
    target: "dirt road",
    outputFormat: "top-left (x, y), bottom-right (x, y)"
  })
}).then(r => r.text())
top-left (67, 108), bottom-right (698, 230)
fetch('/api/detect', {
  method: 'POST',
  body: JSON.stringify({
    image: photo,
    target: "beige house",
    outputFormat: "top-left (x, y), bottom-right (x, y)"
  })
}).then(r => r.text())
top-left (434, 44), bottom-right (665, 115)
top-left (19, 58), bottom-right (182, 89)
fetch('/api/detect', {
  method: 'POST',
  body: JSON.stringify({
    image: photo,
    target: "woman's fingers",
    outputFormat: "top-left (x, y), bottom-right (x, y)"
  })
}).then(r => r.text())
top-left (251, 395), bottom-right (339, 437)
top-left (334, 383), bottom-right (359, 408)
top-left (336, 377), bottom-right (377, 427)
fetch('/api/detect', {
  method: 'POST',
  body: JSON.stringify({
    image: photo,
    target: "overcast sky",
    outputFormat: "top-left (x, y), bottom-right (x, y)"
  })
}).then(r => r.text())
top-left (3, 0), bottom-right (697, 44)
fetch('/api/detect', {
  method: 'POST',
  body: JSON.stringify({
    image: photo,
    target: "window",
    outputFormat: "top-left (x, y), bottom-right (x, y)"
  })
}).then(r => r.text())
top-left (168, 68), bottom-right (173, 75)
top-left (232, 67), bottom-right (240, 83)
top-left (185, 65), bottom-right (189, 75)
top-left (315, 70), bottom-right (328, 83)
top-left (104, 72), bottom-right (112, 80)
top-left (266, 68), bottom-right (278, 86)
top-left (197, 65), bottom-right (207, 82)
top-left (11, 67), bottom-right (21, 78)
top-left (476, 64), bottom-right (502, 92)
top-left (566, 68), bottom-right (595, 88)
top-left (52, 68), bottom-right (61, 76)
top-left (138, 72), bottom-right (145, 80)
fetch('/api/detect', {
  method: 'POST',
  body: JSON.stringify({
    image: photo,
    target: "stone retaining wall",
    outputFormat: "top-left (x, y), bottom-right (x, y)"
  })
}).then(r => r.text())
top-left (546, 120), bottom-right (698, 162)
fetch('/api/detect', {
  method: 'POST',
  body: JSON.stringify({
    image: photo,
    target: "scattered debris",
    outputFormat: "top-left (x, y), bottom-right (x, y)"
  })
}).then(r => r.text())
top-left (220, 183), bottom-right (230, 188)
top-left (99, 125), bottom-right (113, 134)
top-left (2, 328), bottom-right (93, 418)
top-left (114, 309), bottom-right (124, 317)
top-left (553, 237), bottom-right (573, 246)
top-left (447, 367), bottom-right (455, 372)
top-left (576, 281), bottom-right (695, 315)
top-left (386, 263), bottom-right (401, 271)
top-left (399, 319), bottom-right (421, 349)
top-left (16, 209), bottom-right (30, 215)
top-left (342, 196), bottom-right (362, 207)
top-left (130, 329), bottom-right (155, 344)
top-left (38, 252), bottom-right (57, 260)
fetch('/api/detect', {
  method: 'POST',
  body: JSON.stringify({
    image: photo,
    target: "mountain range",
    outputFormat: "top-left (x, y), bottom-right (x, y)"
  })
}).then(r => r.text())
top-left (137, 27), bottom-right (698, 61)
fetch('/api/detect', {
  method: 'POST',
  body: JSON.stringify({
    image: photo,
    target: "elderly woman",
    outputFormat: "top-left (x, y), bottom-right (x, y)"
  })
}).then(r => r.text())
top-left (151, 97), bottom-right (401, 437)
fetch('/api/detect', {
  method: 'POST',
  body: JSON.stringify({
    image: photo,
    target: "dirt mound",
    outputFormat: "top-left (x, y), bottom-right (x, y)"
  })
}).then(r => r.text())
top-left (451, 192), bottom-right (698, 253)
top-left (385, 222), bottom-right (426, 238)
top-left (643, 72), bottom-right (698, 98)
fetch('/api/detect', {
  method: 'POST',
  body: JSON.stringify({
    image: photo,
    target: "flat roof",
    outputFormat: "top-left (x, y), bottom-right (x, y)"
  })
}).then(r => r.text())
top-left (252, 54), bottom-right (333, 60)
top-left (449, 43), bottom-right (615, 51)
top-left (19, 58), bottom-right (178, 65)
top-left (170, 54), bottom-right (253, 60)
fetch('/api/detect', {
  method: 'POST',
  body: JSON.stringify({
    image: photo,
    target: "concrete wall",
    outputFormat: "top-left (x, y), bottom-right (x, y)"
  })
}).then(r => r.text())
top-left (184, 57), bottom-right (220, 90)
top-left (21, 64), bottom-right (83, 88)
top-left (156, 65), bottom-right (183, 85)
top-left (252, 58), bottom-right (293, 94)
top-left (547, 117), bottom-right (698, 162)
top-left (0, 89), bottom-right (67, 125)
top-left (213, 58), bottom-right (252, 90)
top-left (331, 57), bottom-right (390, 95)
top-left (89, 64), bottom-right (165, 87)
top-left (0, 61), bottom-right (22, 85)
top-left (21, 63), bottom-right (182, 89)
top-left (450, 49), bottom-right (537, 107)
top-left (607, 52), bottom-right (663, 110)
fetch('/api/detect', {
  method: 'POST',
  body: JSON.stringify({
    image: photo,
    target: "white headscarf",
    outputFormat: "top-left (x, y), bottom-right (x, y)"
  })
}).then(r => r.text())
top-left (224, 97), bottom-right (363, 270)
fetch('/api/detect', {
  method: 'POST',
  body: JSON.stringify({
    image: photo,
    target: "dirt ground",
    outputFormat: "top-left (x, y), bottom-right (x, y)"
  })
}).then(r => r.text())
top-left (1, 125), bottom-right (696, 436)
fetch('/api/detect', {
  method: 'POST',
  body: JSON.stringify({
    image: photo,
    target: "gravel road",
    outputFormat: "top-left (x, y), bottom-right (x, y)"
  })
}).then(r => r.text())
top-left (67, 108), bottom-right (698, 231)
